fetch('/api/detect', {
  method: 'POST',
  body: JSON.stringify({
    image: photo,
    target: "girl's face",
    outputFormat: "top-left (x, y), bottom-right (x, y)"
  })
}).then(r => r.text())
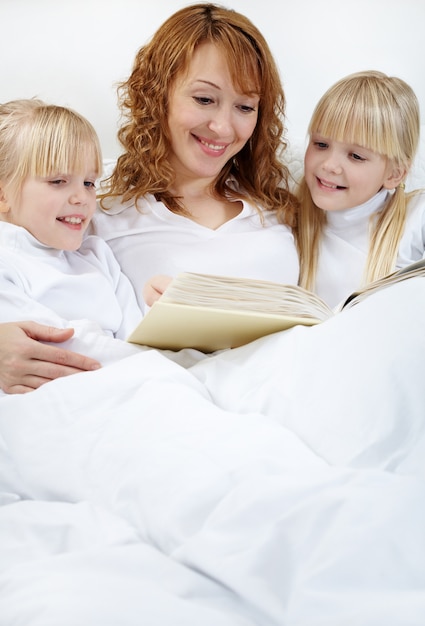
top-left (1, 160), bottom-right (98, 250)
top-left (304, 133), bottom-right (400, 211)
top-left (167, 42), bottom-right (260, 188)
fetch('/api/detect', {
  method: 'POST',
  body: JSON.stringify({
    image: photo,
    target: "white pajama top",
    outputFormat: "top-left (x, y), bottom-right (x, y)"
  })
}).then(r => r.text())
top-left (91, 194), bottom-right (300, 312)
top-left (0, 222), bottom-right (142, 339)
top-left (314, 189), bottom-right (425, 308)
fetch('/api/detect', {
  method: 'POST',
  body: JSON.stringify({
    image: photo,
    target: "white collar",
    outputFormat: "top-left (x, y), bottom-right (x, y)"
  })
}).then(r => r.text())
top-left (325, 188), bottom-right (391, 231)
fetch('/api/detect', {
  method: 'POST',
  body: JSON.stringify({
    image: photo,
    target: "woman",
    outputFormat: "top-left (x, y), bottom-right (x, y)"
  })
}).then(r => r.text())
top-left (1, 4), bottom-right (424, 398)
top-left (0, 3), bottom-right (300, 393)
top-left (94, 2), bottom-right (299, 309)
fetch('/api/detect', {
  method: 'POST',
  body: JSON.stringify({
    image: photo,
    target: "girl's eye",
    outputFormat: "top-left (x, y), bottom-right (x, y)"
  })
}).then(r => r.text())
top-left (314, 142), bottom-right (328, 149)
top-left (49, 179), bottom-right (65, 185)
top-left (351, 152), bottom-right (366, 161)
top-left (84, 181), bottom-right (96, 189)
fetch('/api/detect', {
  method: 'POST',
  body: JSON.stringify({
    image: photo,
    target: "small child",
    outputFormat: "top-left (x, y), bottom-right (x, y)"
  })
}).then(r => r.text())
top-left (295, 70), bottom-right (425, 307)
top-left (0, 99), bottom-right (143, 361)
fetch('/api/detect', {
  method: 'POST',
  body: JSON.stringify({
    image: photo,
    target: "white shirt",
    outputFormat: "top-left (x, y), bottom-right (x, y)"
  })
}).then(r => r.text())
top-left (91, 194), bottom-right (299, 312)
top-left (315, 189), bottom-right (425, 308)
top-left (0, 222), bottom-right (142, 339)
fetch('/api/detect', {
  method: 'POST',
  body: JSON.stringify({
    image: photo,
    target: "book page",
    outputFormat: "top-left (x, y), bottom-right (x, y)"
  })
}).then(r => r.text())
top-left (339, 258), bottom-right (425, 310)
top-left (127, 262), bottom-right (425, 352)
top-left (161, 273), bottom-right (334, 322)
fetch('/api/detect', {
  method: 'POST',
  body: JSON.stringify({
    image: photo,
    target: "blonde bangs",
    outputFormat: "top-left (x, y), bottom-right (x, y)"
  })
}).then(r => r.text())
top-left (309, 72), bottom-right (419, 166)
top-left (310, 95), bottom-right (397, 159)
top-left (25, 108), bottom-right (102, 178)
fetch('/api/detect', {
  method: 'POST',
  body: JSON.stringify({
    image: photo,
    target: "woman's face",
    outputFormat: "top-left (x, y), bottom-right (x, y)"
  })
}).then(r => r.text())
top-left (167, 42), bottom-right (260, 188)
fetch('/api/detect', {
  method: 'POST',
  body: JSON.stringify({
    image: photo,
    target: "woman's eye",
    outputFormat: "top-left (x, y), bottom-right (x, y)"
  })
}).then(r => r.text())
top-left (238, 104), bottom-right (256, 113)
top-left (193, 96), bottom-right (213, 105)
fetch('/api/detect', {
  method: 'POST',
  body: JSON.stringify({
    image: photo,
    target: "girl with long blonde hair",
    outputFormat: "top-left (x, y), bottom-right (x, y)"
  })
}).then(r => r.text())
top-left (295, 70), bottom-right (424, 307)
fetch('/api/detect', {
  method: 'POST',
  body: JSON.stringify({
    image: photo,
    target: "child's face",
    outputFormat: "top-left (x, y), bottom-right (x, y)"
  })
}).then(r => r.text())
top-left (4, 164), bottom-right (98, 250)
top-left (304, 134), bottom-right (398, 212)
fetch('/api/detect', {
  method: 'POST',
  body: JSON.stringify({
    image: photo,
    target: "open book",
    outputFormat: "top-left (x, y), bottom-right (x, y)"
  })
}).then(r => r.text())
top-left (127, 258), bottom-right (425, 352)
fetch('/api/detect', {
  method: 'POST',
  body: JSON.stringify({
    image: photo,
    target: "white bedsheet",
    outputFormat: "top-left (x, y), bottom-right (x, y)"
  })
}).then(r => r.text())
top-left (1, 279), bottom-right (425, 625)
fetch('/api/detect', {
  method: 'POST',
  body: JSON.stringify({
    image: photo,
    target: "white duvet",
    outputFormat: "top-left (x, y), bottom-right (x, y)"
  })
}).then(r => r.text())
top-left (1, 278), bottom-right (425, 625)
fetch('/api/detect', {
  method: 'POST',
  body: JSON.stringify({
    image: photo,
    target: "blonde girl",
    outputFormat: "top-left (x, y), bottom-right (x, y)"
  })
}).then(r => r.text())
top-left (0, 99), bottom-right (141, 373)
top-left (295, 70), bottom-right (424, 307)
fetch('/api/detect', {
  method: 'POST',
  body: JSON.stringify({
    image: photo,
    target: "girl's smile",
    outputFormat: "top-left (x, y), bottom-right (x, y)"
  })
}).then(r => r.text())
top-left (305, 134), bottom-right (400, 212)
top-left (2, 166), bottom-right (98, 251)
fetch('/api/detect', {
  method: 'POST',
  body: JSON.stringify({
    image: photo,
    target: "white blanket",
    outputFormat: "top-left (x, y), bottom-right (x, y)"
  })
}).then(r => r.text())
top-left (1, 278), bottom-right (425, 625)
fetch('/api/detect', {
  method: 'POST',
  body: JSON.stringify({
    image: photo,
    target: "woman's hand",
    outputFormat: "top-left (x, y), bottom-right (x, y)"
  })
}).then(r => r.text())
top-left (0, 322), bottom-right (101, 394)
top-left (143, 275), bottom-right (173, 306)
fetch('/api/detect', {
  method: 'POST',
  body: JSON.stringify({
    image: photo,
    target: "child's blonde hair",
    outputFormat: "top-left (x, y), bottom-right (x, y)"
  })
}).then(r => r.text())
top-left (0, 99), bottom-right (102, 200)
top-left (296, 70), bottom-right (421, 290)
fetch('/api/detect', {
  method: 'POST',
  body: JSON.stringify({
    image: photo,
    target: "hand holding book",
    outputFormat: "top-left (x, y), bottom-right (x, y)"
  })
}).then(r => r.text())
top-left (128, 259), bottom-right (425, 352)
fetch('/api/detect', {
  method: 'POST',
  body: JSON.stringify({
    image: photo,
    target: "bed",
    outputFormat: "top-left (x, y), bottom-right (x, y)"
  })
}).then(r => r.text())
top-left (1, 140), bottom-right (425, 625)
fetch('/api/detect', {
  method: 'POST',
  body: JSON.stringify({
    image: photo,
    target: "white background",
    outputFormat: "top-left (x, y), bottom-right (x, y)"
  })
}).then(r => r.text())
top-left (1, 0), bottom-right (424, 158)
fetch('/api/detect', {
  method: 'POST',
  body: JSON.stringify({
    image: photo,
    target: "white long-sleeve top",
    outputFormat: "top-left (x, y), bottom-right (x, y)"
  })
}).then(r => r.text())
top-left (0, 222), bottom-right (142, 339)
top-left (91, 194), bottom-right (300, 312)
top-left (314, 189), bottom-right (425, 308)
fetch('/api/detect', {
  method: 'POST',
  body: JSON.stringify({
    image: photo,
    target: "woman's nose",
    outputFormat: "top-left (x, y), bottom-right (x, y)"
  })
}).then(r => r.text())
top-left (208, 107), bottom-right (233, 135)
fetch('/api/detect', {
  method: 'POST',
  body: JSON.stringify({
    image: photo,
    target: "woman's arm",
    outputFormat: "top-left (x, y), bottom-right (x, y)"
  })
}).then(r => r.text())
top-left (143, 275), bottom-right (173, 307)
top-left (0, 322), bottom-right (101, 394)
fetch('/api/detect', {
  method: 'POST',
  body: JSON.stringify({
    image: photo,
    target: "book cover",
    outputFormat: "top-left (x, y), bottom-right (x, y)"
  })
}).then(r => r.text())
top-left (127, 301), bottom-right (321, 352)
